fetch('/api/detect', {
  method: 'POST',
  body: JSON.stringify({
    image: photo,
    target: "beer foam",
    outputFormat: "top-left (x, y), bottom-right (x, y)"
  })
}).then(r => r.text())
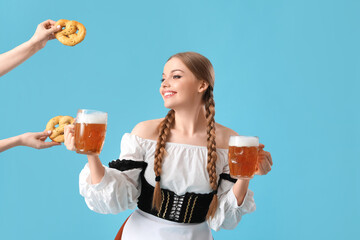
top-left (76, 112), bottom-right (107, 124)
top-left (229, 136), bottom-right (259, 147)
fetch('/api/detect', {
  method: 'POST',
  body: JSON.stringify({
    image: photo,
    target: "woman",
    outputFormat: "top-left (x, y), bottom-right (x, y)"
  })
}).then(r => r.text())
top-left (64, 52), bottom-right (272, 240)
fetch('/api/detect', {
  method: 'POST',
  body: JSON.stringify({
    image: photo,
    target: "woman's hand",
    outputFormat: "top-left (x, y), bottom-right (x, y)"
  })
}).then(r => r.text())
top-left (29, 19), bottom-right (61, 50)
top-left (256, 144), bottom-right (273, 175)
top-left (20, 130), bottom-right (61, 149)
top-left (64, 125), bottom-right (76, 151)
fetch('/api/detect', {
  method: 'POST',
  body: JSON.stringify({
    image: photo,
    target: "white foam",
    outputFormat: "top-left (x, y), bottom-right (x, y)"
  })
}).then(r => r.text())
top-left (76, 112), bottom-right (107, 124)
top-left (229, 136), bottom-right (259, 147)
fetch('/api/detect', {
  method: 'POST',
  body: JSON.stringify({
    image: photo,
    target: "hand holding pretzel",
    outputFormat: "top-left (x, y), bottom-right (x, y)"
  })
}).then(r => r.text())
top-left (45, 116), bottom-right (74, 142)
top-left (29, 19), bottom-right (61, 49)
top-left (55, 19), bottom-right (86, 46)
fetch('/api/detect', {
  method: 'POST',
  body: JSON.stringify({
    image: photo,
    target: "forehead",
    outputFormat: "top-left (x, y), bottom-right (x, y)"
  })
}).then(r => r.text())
top-left (163, 57), bottom-right (189, 74)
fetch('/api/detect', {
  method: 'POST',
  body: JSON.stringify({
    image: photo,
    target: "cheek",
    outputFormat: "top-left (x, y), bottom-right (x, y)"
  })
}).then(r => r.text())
top-left (182, 83), bottom-right (199, 97)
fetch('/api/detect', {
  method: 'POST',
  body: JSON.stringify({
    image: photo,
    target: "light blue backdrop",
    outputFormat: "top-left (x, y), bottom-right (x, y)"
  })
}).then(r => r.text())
top-left (1, 0), bottom-right (359, 239)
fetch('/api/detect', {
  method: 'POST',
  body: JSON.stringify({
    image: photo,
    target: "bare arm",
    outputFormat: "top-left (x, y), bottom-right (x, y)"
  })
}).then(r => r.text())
top-left (0, 19), bottom-right (60, 77)
top-left (64, 125), bottom-right (105, 184)
top-left (232, 179), bottom-right (250, 206)
top-left (0, 131), bottom-right (61, 153)
top-left (0, 135), bottom-right (22, 152)
top-left (87, 155), bottom-right (106, 184)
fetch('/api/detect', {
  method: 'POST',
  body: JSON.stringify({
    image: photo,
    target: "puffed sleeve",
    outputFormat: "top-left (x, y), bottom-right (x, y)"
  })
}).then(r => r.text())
top-left (207, 151), bottom-right (256, 231)
top-left (79, 133), bottom-right (146, 214)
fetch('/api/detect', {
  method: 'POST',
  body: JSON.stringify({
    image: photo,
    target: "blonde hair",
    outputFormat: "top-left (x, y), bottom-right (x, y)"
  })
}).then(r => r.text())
top-left (152, 52), bottom-right (218, 219)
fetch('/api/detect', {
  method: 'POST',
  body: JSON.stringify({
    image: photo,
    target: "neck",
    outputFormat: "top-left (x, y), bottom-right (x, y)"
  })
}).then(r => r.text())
top-left (172, 104), bottom-right (208, 136)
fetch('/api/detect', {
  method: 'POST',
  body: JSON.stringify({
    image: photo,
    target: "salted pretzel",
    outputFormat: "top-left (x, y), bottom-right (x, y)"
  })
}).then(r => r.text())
top-left (55, 19), bottom-right (86, 46)
top-left (45, 116), bottom-right (74, 142)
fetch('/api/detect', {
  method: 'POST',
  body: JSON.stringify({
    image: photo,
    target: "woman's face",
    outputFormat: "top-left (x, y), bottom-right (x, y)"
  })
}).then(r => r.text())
top-left (160, 57), bottom-right (207, 109)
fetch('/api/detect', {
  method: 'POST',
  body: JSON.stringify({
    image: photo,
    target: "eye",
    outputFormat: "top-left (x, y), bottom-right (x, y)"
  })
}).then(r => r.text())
top-left (160, 78), bottom-right (165, 82)
top-left (173, 75), bottom-right (182, 79)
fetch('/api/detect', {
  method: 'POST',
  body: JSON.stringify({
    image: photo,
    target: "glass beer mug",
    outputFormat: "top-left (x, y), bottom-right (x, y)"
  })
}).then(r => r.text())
top-left (228, 135), bottom-right (259, 179)
top-left (74, 109), bottom-right (108, 155)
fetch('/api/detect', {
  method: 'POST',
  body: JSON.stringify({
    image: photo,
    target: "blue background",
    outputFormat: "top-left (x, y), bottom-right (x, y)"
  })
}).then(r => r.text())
top-left (1, 0), bottom-right (359, 239)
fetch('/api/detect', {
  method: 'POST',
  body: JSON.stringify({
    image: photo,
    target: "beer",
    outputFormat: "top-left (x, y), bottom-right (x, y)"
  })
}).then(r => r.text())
top-left (74, 110), bottom-right (107, 155)
top-left (228, 136), bottom-right (259, 179)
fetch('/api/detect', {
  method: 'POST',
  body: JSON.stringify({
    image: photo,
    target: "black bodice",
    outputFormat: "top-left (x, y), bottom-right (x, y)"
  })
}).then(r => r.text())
top-left (109, 159), bottom-right (236, 224)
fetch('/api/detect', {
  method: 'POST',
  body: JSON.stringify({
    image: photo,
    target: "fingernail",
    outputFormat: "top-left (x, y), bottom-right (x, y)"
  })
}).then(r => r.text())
top-left (47, 130), bottom-right (52, 134)
top-left (57, 25), bottom-right (60, 28)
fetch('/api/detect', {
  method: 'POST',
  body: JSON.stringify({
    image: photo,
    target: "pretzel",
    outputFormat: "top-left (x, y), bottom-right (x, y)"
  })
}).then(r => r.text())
top-left (55, 19), bottom-right (86, 46)
top-left (45, 116), bottom-right (74, 142)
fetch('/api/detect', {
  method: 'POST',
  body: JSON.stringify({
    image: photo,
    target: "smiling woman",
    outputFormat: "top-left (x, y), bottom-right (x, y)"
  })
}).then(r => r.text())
top-left (63, 51), bottom-right (272, 240)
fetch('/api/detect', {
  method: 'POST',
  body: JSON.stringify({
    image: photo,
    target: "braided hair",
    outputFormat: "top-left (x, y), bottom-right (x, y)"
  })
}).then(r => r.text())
top-left (152, 52), bottom-right (218, 219)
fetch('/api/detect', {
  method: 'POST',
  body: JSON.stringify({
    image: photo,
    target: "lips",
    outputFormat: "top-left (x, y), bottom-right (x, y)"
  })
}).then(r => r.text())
top-left (163, 91), bottom-right (177, 98)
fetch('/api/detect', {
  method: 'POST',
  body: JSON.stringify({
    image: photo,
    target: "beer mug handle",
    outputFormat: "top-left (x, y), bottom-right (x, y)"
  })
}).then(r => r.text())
top-left (255, 146), bottom-right (260, 173)
top-left (255, 144), bottom-right (264, 173)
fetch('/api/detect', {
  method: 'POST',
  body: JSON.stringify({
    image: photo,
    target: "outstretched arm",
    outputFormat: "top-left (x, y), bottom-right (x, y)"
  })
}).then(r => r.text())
top-left (0, 19), bottom-right (60, 77)
top-left (0, 130), bottom-right (61, 153)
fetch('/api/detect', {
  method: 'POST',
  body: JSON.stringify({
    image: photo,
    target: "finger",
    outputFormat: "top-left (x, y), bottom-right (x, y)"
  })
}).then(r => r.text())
top-left (64, 125), bottom-right (70, 137)
top-left (38, 141), bottom-right (61, 149)
top-left (255, 155), bottom-right (264, 175)
top-left (263, 158), bottom-right (271, 172)
top-left (39, 136), bottom-right (47, 141)
top-left (70, 136), bottom-right (75, 149)
top-left (266, 152), bottom-right (273, 166)
top-left (42, 20), bottom-right (53, 29)
top-left (43, 19), bottom-right (56, 26)
top-left (49, 24), bottom-right (61, 33)
top-left (261, 156), bottom-right (272, 173)
top-left (33, 130), bottom-right (52, 139)
top-left (64, 127), bottom-right (73, 146)
top-left (64, 129), bottom-right (69, 145)
top-left (49, 33), bottom-right (56, 40)
top-left (65, 124), bottom-right (75, 130)
top-left (258, 152), bottom-right (266, 161)
top-left (257, 160), bottom-right (266, 175)
top-left (68, 124), bottom-right (75, 133)
top-left (260, 158), bottom-right (271, 174)
top-left (46, 19), bottom-right (56, 25)
top-left (65, 133), bottom-right (71, 147)
top-left (67, 136), bottom-right (75, 151)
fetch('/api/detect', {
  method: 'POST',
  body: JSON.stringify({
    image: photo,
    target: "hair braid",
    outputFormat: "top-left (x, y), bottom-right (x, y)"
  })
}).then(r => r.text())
top-left (160, 52), bottom-right (218, 219)
top-left (152, 109), bottom-right (175, 211)
top-left (205, 88), bottom-right (218, 220)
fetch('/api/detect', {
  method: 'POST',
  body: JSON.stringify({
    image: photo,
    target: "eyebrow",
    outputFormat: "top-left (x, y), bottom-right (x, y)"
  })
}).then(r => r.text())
top-left (162, 69), bottom-right (184, 75)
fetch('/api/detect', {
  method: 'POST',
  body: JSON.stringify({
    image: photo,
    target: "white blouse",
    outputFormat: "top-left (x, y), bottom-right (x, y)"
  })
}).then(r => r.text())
top-left (79, 133), bottom-right (256, 239)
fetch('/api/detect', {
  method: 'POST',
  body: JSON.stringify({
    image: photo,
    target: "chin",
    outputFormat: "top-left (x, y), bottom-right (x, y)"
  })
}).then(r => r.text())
top-left (163, 103), bottom-right (173, 109)
top-left (163, 100), bottom-right (179, 110)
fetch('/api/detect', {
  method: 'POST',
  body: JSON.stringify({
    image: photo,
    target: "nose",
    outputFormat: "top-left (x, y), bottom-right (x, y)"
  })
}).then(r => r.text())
top-left (161, 77), bottom-right (170, 87)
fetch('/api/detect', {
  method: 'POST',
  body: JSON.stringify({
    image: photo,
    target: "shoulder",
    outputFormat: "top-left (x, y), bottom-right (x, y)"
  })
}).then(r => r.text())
top-left (215, 123), bottom-right (239, 149)
top-left (131, 118), bottom-right (164, 140)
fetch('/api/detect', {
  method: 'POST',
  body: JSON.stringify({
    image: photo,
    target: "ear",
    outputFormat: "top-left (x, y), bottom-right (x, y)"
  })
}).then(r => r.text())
top-left (198, 80), bottom-right (209, 93)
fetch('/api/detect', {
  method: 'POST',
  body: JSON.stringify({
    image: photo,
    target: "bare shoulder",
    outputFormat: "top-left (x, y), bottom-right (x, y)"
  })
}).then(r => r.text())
top-left (131, 118), bottom-right (163, 140)
top-left (215, 123), bottom-right (239, 149)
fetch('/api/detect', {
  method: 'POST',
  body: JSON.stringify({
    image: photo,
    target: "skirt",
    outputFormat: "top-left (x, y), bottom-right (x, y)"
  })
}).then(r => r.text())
top-left (120, 209), bottom-right (213, 240)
